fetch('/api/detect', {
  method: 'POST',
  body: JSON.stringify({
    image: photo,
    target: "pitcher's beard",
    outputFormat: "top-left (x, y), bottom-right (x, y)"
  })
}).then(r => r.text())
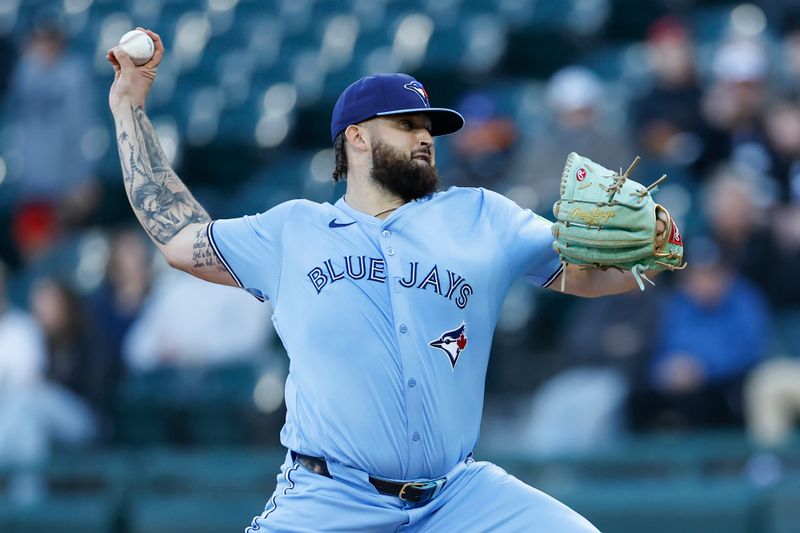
top-left (370, 140), bottom-right (439, 202)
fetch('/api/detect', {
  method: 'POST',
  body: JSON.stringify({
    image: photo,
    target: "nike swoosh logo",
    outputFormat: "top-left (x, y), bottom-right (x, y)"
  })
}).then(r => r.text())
top-left (329, 219), bottom-right (356, 228)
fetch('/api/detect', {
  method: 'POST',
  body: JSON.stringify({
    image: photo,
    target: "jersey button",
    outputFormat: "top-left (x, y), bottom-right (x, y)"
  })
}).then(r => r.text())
top-left (386, 247), bottom-right (395, 256)
top-left (412, 432), bottom-right (420, 442)
top-left (408, 378), bottom-right (416, 388)
top-left (382, 230), bottom-right (391, 238)
top-left (399, 324), bottom-right (408, 334)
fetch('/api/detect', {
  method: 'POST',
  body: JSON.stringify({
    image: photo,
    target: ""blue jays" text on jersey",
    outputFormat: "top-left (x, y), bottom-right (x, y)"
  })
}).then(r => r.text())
top-left (307, 258), bottom-right (474, 309)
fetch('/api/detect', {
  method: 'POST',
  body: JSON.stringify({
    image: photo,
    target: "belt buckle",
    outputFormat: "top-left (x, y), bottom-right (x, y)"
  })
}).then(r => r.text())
top-left (398, 481), bottom-right (429, 502)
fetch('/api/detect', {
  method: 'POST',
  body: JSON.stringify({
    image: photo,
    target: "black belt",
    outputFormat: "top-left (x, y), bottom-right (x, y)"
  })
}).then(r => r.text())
top-left (291, 451), bottom-right (447, 504)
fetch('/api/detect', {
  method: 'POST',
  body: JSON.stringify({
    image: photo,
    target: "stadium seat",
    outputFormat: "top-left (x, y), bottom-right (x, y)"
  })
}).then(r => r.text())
top-left (424, 27), bottom-right (466, 67)
top-left (765, 476), bottom-right (800, 533)
top-left (216, 92), bottom-right (264, 144)
top-left (553, 480), bottom-right (757, 533)
top-left (128, 494), bottom-right (272, 533)
top-left (136, 448), bottom-right (284, 492)
top-left (604, 0), bottom-right (670, 41)
top-left (0, 495), bottom-right (121, 533)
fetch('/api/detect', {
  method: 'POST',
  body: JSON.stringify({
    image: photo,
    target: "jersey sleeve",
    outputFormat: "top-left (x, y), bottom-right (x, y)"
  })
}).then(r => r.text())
top-left (481, 188), bottom-right (562, 287)
top-left (207, 200), bottom-right (298, 301)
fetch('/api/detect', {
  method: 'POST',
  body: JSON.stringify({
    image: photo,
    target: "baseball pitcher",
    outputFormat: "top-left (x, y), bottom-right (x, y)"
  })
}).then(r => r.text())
top-left (108, 28), bottom-right (683, 533)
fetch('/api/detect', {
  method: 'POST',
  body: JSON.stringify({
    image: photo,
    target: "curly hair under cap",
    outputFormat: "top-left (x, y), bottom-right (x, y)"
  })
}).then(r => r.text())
top-left (332, 132), bottom-right (348, 182)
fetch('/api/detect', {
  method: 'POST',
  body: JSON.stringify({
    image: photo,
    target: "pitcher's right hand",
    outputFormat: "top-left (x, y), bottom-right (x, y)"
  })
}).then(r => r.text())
top-left (107, 28), bottom-right (164, 112)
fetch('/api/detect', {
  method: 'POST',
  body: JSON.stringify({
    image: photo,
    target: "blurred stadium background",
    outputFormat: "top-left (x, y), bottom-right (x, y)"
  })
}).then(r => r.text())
top-left (2, 0), bottom-right (800, 531)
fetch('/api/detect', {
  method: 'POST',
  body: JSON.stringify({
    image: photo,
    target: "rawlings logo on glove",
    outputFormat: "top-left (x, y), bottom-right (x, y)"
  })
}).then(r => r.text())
top-left (569, 207), bottom-right (616, 225)
top-left (552, 152), bottom-right (686, 291)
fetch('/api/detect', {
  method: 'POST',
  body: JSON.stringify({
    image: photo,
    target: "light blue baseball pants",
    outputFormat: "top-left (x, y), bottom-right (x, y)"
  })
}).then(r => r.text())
top-left (245, 451), bottom-right (600, 532)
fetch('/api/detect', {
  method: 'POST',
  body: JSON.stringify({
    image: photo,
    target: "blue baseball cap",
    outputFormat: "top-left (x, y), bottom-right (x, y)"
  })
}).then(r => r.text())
top-left (330, 73), bottom-right (465, 141)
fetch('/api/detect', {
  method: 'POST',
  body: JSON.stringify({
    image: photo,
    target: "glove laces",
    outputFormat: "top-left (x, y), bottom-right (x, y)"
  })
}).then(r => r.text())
top-left (631, 263), bottom-right (656, 291)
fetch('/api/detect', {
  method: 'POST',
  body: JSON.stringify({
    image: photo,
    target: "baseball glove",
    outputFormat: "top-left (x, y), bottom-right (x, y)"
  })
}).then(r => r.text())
top-left (552, 152), bottom-right (686, 291)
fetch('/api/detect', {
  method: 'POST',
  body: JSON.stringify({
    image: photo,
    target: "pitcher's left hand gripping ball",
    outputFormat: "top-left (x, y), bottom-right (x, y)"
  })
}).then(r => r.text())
top-left (552, 152), bottom-right (686, 291)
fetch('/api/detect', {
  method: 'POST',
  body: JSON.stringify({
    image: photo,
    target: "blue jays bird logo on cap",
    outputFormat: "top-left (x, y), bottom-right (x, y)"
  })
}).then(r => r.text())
top-left (404, 81), bottom-right (430, 107)
top-left (429, 322), bottom-right (468, 369)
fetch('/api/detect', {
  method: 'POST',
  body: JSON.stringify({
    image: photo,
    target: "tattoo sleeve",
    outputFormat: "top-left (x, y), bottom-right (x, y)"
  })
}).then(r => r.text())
top-left (114, 104), bottom-right (210, 245)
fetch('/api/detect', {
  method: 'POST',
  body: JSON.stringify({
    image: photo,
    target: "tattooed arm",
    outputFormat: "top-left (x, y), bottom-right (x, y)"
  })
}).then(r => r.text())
top-left (107, 30), bottom-right (234, 285)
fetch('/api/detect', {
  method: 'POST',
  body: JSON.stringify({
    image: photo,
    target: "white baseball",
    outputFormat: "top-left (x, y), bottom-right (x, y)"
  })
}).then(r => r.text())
top-left (118, 30), bottom-right (155, 66)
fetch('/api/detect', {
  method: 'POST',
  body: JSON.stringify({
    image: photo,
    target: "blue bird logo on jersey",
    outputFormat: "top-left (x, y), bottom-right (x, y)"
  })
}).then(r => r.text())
top-left (429, 322), bottom-right (468, 369)
top-left (404, 81), bottom-right (430, 107)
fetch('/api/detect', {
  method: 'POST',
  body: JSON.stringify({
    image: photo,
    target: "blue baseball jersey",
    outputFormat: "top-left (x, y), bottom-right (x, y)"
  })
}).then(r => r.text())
top-left (208, 186), bottom-right (561, 480)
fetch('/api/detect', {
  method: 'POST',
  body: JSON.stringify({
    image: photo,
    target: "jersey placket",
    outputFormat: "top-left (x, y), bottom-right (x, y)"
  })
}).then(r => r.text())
top-left (379, 222), bottom-right (427, 477)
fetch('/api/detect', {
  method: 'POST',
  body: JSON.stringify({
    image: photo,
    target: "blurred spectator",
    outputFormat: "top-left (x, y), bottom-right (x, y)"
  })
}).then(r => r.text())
top-left (521, 290), bottom-right (661, 456)
top-left (0, 264), bottom-right (95, 504)
top-left (0, 260), bottom-right (47, 505)
top-left (4, 12), bottom-right (98, 224)
top-left (745, 206), bottom-right (800, 353)
top-left (631, 240), bottom-right (770, 430)
top-left (117, 269), bottom-right (275, 444)
top-left (441, 91), bottom-right (518, 191)
top-left (746, 357), bottom-right (800, 447)
top-left (764, 98), bottom-right (800, 202)
top-left (703, 164), bottom-right (771, 276)
top-left (761, 206), bottom-right (800, 314)
top-left (0, 260), bottom-right (46, 403)
top-left (746, 188), bottom-right (800, 448)
top-left (630, 16), bottom-right (727, 178)
top-left (30, 277), bottom-right (106, 413)
top-left (558, 290), bottom-right (661, 376)
top-left (86, 229), bottom-right (154, 409)
top-left (122, 269), bottom-right (273, 372)
top-left (523, 367), bottom-right (627, 457)
top-left (701, 164), bottom-right (799, 342)
top-left (506, 66), bottom-right (633, 212)
top-left (702, 39), bottom-right (778, 184)
top-left (746, 213), bottom-right (800, 447)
